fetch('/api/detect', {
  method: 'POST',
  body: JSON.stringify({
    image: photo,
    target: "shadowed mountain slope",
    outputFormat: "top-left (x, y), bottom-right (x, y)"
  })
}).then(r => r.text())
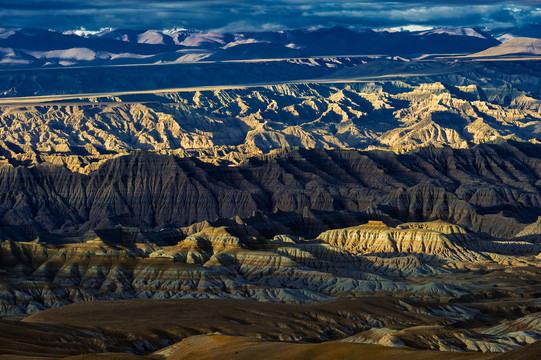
top-left (0, 142), bottom-right (539, 242)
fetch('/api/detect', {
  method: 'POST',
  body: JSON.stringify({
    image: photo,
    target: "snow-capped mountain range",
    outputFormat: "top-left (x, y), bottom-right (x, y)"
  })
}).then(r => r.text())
top-left (0, 25), bottom-right (537, 68)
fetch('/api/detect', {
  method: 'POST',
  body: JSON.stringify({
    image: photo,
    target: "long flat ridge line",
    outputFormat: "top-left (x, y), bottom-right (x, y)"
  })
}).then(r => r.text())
top-left (0, 74), bottom-right (467, 105)
top-left (0, 78), bottom-right (394, 105)
top-left (0, 56), bottom-right (539, 105)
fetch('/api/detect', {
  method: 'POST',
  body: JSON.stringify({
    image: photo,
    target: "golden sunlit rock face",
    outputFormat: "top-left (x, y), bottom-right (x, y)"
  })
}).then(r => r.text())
top-left (0, 81), bottom-right (540, 174)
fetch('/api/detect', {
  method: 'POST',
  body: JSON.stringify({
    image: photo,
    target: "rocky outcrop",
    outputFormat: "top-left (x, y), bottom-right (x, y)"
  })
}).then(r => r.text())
top-left (514, 217), bottom-right (541, 243)
top-left (317, 220), bottom-right (481, 261)
top-left (149, 226), bottom-right (243, 263)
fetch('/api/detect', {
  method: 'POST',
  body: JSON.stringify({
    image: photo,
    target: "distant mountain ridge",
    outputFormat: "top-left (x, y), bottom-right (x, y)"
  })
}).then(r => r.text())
top-left (0, 26), bottom-right (502, 68)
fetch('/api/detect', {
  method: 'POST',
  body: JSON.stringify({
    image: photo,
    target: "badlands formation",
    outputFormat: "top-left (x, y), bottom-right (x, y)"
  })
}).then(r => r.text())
top-left (0, 79), bottom-right (540, 173)
top-left (0, 56), bottom-right (540, 358)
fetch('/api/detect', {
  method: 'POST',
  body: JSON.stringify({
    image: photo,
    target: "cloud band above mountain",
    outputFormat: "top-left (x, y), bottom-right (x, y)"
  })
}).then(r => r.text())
top-left (1, 1), bottom-right (540, 31)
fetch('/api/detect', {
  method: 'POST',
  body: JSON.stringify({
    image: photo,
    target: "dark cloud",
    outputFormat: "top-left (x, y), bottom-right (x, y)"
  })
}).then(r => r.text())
top-left (0, 1), bottom-right (539, 31)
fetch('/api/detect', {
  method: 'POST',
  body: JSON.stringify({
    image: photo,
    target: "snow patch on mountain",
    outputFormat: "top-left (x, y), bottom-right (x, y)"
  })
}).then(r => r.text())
top-left (137, 30), bottom-right (167, 45)
top-left (180, 33), bottom-right (225, 47)
top-left (27, 48), bottom-right (102, 61)
top-left (419, 27), bottom-right (488, 39)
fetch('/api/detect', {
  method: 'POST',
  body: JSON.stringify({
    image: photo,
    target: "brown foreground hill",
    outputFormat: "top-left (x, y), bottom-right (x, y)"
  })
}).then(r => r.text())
top-left (2, 296), bottom-right (540, 360)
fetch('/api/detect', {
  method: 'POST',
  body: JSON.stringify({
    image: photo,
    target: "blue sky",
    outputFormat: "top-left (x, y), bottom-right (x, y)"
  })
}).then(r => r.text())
top-left (1, 1), bottom-right (540, 31)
